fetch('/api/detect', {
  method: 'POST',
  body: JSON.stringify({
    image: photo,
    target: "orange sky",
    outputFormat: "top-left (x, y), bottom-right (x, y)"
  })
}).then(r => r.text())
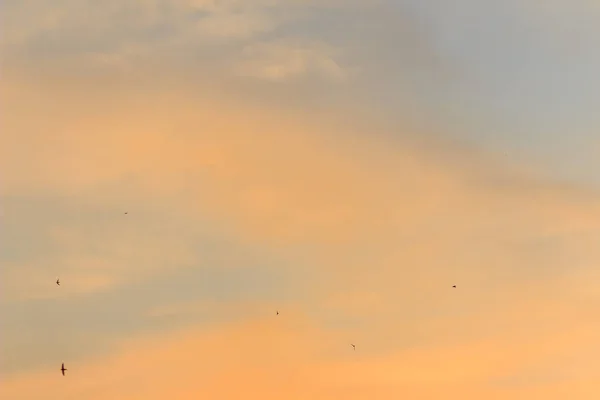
top-left (3, 1), bottom-right (600, 399)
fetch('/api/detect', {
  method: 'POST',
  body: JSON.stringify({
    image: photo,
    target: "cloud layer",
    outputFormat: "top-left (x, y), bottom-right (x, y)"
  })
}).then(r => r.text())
top-left (2, 0), bottom-right (600, 399)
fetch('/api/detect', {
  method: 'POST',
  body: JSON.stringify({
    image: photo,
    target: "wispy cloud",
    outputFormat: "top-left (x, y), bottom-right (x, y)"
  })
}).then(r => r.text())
top-left (234, 38), bottom-right (356, 82)
top-left (3, 0), bottom-right (600, 398)
top-left (186, 0), bottom-right (283, 40)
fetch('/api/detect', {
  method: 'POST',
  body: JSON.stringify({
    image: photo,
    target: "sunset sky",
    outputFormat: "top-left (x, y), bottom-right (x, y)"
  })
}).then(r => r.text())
top-left (2, 1), bottom-right (600, 399)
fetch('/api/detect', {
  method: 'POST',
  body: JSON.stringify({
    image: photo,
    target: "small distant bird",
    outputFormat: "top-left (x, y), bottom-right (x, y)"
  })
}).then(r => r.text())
top-left (452, 285), bottom-right (456, 288)
top-left (56, 279), bottom-right (60, 286)
top-left (61, 363), bottom-right (67, 376)
top-left (351, 344), bottom-right (356, 351)
top-left (276, 311), bottom-right (279, 315)
top-left (124, 212), bottom-right (128, 215)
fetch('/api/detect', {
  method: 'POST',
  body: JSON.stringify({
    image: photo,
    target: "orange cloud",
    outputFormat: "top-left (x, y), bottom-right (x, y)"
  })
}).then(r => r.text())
top-left (3, 70), bottom-right (600, 399)
top-left (4, 75), bottom-right (600, 297)
top-left (3, 305), bottom-right (600, 399)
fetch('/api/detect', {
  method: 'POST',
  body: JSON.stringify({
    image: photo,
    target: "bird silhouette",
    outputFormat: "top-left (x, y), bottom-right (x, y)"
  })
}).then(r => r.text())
top-left (452, 285), bottom-right (456, 288)
top-left (124, 212), bottom-right (128, 215)
top-left (61, 363), bottom-right (67, 376)
top-left (351, 344), bottom-right (356, 350)
top-left (56, 279), bottom-right (60, 286)
top-left (276, 311), bottom-right (279, 315)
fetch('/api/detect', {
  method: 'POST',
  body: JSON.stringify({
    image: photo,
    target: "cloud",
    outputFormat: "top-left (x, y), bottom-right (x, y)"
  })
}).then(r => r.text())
top-left (181, 0), bottom-right (285, 40)
top-left (3, 1), bottom-right (600, 394)
top-left (3, 305), bottom-right (600, 399)
top-left (4, 77), bottom-right (600, 302)
top-left (1, 0), bottom-right (367, 60)
top-left (4, 76), bottom-right (600, 392)
top-left (194, 11), bottom-right (278, 39)
top-left (2, 0), bottom-right (418, 90)
top-left (234, 38), bottom-right (356, 82)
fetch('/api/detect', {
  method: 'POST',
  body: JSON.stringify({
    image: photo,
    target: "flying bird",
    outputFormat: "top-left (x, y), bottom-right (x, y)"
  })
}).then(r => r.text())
top-left (124, 212), bottom-right (128, 215)
top-left (61, 363), bottom-right (67, 376)
top-left (452, 285), bottom-right (456, 288)
top-left (351, 344), bottom-right (356, 350)
top-left (276, 311), bottom-right (279, 315)
top-left (56, 279), bottom-right (60, 286)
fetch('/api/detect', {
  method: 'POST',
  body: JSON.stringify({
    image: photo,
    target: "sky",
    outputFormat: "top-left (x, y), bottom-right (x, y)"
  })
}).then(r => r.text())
top-left (1, 0), bottom-right (600, 398)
